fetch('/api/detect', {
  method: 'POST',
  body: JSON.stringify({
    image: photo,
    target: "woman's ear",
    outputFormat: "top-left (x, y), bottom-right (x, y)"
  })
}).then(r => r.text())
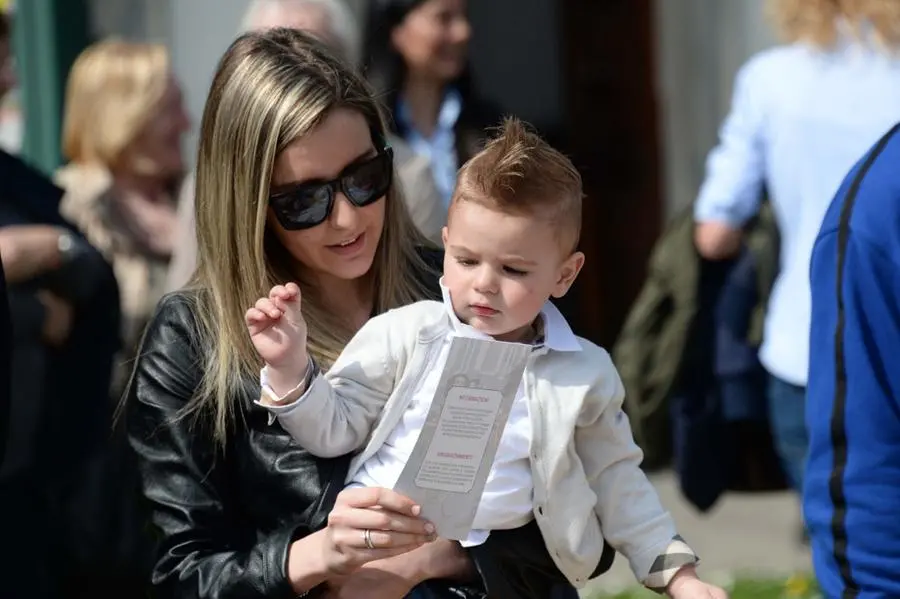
top-left (390, 22), bottom-right (406, 53)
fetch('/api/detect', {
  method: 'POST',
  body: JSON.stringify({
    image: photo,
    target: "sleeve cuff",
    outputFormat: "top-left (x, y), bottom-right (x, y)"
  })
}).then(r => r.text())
top-left (267, 522), bottom-right (328, 599)
top-left (694, 198), bottom-right (755, 228)
top-left (643, 535), bottom-right (700, 593)
top-left (6, 290), bottom-right (47, 343)
top-left (256, 357), bottom-right (319, 424)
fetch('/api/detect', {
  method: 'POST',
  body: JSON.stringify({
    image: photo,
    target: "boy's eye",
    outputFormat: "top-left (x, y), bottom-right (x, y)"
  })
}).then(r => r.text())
top-left (504, 266), bottom-right (528, 276)
top-left (456, 257), bottom-right (477, 266)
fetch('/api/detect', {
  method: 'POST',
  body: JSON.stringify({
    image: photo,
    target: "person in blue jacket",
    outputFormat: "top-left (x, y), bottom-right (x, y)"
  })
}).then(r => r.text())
top-left (806, 122), bottom-right (900, 598)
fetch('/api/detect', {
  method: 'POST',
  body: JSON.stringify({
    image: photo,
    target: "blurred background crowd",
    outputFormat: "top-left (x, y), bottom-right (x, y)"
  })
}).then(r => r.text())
top-left (1, 0), bottom-right (899, 597)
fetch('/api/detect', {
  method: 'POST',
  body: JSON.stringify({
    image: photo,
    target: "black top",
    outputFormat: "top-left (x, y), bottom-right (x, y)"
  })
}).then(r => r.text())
top-left (0, 259), bottom-right (9, 470)
top-left (0, 148), bottom-right (124, 599)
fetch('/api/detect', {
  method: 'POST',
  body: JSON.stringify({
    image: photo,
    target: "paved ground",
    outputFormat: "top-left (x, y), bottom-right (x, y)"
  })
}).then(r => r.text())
top-left (580, 470), bottom-right (812, 596)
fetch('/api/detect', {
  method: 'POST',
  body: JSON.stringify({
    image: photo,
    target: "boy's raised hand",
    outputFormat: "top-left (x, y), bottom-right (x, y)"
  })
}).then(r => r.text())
top-left (246, 282), bottom-right (309, 395)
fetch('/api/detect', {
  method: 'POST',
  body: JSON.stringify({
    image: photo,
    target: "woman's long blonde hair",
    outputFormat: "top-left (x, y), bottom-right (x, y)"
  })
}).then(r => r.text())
top-left (62, 39), bottom-right (170, 169)
top-left (767, 0), bottom-right (900, 48)
top-left (188, 28), bottom-right (432, 444)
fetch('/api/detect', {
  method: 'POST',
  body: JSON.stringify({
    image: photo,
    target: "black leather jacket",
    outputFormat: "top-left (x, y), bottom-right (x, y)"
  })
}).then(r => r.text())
top-left (126, 288), bottom-right (584, 599)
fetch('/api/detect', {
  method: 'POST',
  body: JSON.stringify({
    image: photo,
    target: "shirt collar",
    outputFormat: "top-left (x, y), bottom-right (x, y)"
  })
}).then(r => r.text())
top-left (439, 278), bottom-right (582, 352)
top-left (397, 87), bottom-right (463, 138)
top-left (829, 17), bottom-right (893, 57)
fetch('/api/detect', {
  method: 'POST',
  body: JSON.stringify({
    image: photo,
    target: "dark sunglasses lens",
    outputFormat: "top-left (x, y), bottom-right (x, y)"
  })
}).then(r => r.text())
top-left (343, 153), bottom-right (392, 206)
top-left (271, 184), bottom-right (332, 229)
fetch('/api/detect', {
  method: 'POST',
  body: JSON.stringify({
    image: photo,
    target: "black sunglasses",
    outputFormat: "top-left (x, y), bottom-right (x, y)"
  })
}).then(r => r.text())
top-left (269, 144), bottom-right (394, 231)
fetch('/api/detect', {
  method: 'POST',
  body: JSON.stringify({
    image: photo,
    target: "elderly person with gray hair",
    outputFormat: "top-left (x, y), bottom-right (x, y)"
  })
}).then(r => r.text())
top-left (166, 0), bottom-right (446, 292)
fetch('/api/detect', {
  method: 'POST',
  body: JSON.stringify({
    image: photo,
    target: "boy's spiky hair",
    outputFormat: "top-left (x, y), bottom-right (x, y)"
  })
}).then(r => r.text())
top-left (452, 116), bottom-right (582, 252)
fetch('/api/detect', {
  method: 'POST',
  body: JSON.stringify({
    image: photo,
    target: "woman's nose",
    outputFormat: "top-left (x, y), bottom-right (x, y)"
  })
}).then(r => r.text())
top-left (0, 60), bottom-right (15, 95)
top-left (329, 192), bottom-right (360, 230)
top-left (452, 17), bottom-right (471, 45)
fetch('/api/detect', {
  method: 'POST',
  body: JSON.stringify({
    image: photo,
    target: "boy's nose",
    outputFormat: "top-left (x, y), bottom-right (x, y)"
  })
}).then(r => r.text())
top-left (473, 268), bottom-right (499, 294)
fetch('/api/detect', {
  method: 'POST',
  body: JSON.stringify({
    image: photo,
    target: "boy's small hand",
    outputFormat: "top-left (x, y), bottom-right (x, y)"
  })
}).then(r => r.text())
top-left (246, 283), bottom-right (309, 390)
top-left (666, 567), bottom-right (729, 599)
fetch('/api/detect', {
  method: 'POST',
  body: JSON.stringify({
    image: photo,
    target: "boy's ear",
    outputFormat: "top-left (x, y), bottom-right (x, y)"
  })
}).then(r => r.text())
top-left (552, 251), bottom-right (585, 298)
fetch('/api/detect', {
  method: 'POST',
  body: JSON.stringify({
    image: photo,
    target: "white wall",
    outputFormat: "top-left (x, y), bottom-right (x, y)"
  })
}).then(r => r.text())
top-left (169, 0), bottom-right (249, 166)
top-left (90, 0), bottom-right (172, 41)
top-left (654, 0), bottom-right (777, 218)
top-left (81, 0), bottom-right (779, 214)
top-left (170, 0), bottom-right (367, 167)
top-left (89, 0), bottom-right (275, 165)
top-left (166, 0), bottom-right (563, 168)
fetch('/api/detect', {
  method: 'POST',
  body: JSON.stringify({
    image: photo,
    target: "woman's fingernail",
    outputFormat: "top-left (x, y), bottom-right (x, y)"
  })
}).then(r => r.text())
top-left (411, 504), bottom-right (421, 516)
top-left (425, 522), bottom-right (435, 534)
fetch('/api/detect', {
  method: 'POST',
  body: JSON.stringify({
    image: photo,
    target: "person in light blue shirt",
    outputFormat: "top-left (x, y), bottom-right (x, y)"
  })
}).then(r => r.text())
top-left (363, 0), bottom-right (502, 208)
top-left (692, 0), bottom-right (900, 505)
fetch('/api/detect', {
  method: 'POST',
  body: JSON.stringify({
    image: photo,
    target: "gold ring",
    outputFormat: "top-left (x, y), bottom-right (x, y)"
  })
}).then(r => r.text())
top-left (364, 528), bottom-right (375, 550)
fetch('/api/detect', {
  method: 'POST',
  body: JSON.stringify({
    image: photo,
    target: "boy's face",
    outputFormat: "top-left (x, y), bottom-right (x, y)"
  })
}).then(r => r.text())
top-left (442, 200), bottom-right (584, 343)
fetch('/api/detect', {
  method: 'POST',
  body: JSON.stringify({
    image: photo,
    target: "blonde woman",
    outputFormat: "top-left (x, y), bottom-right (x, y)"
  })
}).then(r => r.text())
top-left (165, 0), bottom-right (446, 294)
top-left (692, 0), bottom-right (900, 527)
top-left (56, 39), bottom-right (190, 389)
top-left (126, 28), bottom-right (579, 599)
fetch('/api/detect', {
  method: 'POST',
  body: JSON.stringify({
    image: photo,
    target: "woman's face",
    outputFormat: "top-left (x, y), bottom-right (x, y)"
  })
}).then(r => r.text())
top-left (0, 36), bottom-right (15, 102)
top-left (267, 108), bottom-right (386, 283)
top-left (391, 0), bottom-right (470, 83)
top-left (126, 75), bottom-right (191, 180)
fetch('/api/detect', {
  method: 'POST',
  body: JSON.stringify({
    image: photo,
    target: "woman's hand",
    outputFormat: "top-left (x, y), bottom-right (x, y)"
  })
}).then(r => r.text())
top-left (396, 537), bottom-right (475, 583)
top-left (36, 290), bottom-right (73, 347)
top-left (321, 487), bottom-right (436, 575)
top-left (119, 191), bottom-right (179, 257)
top-left (0, 225), bottom-right (69, 283)
top-left (324, 538), bottom-right (475, 599)
top-left (246, 282), bottom-right (309, 395)
top-left (286, 487), bottom-right (436, 594)
top-left (323, 568), bottom-right (415, 599)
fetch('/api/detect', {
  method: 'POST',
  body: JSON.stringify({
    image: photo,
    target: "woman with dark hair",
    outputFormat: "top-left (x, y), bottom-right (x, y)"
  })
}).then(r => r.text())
top-left (363, 0), bottom-right (500, 208)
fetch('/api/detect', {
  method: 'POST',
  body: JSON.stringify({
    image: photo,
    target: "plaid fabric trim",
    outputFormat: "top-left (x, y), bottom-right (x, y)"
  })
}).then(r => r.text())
top-left (644, 535), bottom-right (700, 592)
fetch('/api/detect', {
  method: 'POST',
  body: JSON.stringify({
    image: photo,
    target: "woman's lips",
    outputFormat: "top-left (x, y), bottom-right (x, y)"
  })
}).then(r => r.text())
top-left (327, 232), bottom-right (365, 256)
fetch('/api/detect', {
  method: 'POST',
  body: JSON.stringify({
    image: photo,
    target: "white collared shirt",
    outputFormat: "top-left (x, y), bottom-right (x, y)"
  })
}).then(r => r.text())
top-left (351, 282), bottom-right (578, 546)
top-left (396, 88), bottom-right (462, 207)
